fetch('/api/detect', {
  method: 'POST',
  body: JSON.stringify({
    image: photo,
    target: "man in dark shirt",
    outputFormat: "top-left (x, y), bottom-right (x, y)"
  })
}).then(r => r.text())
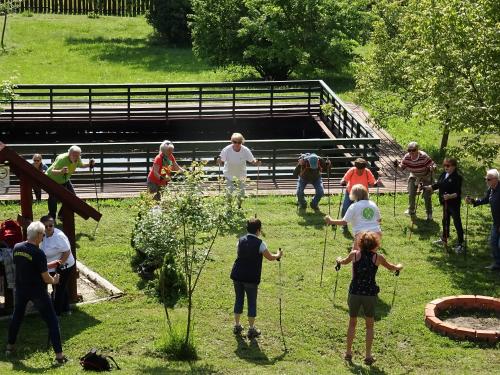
top-left (466, 169), bottom-right (500, 271)
top-left (293, 153), bottom-right (331, 210)
top-left (6, 221), bottom-right (67, 364)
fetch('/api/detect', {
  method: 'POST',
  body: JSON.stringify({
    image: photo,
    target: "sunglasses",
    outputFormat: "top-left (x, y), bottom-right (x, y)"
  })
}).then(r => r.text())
top-left (407, 149), bottom-right (417, 152)
top-left (232, 141), bottom-right (242, 144)
top-left (45, 224), bottom-right (54, 228)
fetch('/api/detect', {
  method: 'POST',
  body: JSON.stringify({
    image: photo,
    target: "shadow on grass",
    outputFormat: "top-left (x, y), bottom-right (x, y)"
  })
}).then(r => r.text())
top-left (0, 309), bottom-right (101, 371)
top-left (407, 216), bottom-right (440, 241)
top-left (141, 363), bottom-right (219, 374)
top-left (234, 335), bottom-right (286, 365)
top-left (64, 37), bottom-right (209, 74)
top-left (346, 361), bottom-right (388, 375)
top-left (296, 208), bottom-right (326, 230)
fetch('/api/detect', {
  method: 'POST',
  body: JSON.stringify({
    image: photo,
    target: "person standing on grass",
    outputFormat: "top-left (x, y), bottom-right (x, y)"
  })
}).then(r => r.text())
top-left (395, 142), bottom-right (436, 220)
top-left (147, 140), bottom-right (184, 200)
top-left (340, 158), bottom-right (381, 232)
top-left (336, 231), bottom-right (403, 366)
top-left (230, 218), bottom-right (283, 338)
top-left (424, 158), bottom-right (464, 253)
top-left (6, 221), bottom-right (67, 365)
top-left (293, 153), bottom-right (331, 211)
top-left (466, 169), bottom-right (500, 271)
top-left (217, 133), bottom-right (261, 198)
top-left (32, 153), bottom-right (48, 202)
top-left (325, 184), bottom-right (382, 250)
top-left (46, 145), bottom-right (94, 221)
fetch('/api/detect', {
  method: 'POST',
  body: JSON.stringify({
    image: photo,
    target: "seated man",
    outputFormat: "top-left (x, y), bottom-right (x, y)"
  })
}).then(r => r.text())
top-left (293, 153), bottom-right (331, 210)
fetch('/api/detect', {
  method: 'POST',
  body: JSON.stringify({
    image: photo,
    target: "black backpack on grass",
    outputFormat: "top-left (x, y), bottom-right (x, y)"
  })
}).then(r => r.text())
top-left (80, 348), bottom-right (120, 371)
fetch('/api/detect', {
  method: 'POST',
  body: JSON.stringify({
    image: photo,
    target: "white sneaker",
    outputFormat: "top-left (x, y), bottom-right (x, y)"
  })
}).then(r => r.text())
top-left (404, 209), bottom-right (415, 216)
top-left (433, 239), bottom-right (445, 246)
top-left (454, 244), bottom-right (464, 254)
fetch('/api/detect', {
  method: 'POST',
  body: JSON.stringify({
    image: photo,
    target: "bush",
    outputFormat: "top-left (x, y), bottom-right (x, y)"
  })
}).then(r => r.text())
top-left (156, 321), bottom-right (197, 360)
top-left (146, 0), bottom-right (191, 45)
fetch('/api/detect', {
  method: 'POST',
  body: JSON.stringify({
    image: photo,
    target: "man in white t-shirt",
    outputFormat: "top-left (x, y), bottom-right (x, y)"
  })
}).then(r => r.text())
top-left (217, 133), bottom-right (261, 197)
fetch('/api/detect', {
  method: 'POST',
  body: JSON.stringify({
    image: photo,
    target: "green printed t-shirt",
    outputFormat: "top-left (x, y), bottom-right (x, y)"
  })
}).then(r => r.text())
top-left (46, 152), bottom-right (83, 184)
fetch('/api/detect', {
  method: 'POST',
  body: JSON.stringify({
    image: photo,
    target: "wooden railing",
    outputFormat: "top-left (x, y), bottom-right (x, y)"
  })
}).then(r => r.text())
top-left (11, 0), bottom-right (151, 16)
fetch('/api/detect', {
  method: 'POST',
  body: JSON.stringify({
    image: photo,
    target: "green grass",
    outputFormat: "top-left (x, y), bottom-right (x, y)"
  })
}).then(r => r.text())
top-left (0, 195), bottom-right (499, 374)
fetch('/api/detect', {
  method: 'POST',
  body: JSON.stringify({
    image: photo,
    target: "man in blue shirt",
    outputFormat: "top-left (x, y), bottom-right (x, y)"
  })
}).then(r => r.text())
top-left (6, 221), bottom-right (67, 364)
top-left (467, 169), bottom-right (500, 271)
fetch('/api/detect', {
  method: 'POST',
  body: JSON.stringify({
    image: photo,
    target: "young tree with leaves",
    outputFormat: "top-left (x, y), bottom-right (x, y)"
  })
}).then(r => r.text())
top-left (0, 0), bottom-right (21, 51)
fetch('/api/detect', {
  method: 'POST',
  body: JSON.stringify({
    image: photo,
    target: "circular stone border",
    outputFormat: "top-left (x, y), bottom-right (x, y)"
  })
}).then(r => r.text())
top-left (425, 295), bottom-right (500, 343)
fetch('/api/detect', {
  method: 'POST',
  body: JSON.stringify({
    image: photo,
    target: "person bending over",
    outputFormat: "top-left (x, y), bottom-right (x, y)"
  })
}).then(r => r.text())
top-left (6, 221), bottom-right (67, 364)
top-left (293, 153), bottom-right (331, 211)
top-left (230, 218), bottom-right (282, 338)
top-left (336, 231), bottom-right (403, 366)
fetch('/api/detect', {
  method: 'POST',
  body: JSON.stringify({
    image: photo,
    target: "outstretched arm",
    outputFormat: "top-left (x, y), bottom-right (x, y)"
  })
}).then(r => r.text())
top-left (376, 254), bottom-right (403, 272)
top-left (336, 251), bottom-right (356, 266)
top-left (263, 248), bottom-right (283, 261)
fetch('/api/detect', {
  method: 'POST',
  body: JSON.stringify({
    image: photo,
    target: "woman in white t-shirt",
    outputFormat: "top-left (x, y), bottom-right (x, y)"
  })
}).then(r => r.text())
top-left (217, 133), bottom-right (261, 197)
top-left (40, 215), bottom-right (76, 316)
top-left (325, 184), bottom-right (382, 249)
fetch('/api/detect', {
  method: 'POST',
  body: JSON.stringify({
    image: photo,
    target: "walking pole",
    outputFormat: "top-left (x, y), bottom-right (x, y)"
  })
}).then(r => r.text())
top-left (256, 162), bottom-right (260, 214)
top-left (320, 159), bottom-right (331, 287)
top-left (390, 270), bottom-right (400, 309)
top-left (332, 261), bottom-right (341, 307)
top-left (90, 163), bottom-right (101, 237)
top-left (376, 181), bottom-right (380, 207)
top-left (464, 195), bottom-right (470, 258)
top-left (443, 195), bottom-right (449, 253)
top-left (333, 184), bottom-right (344, 240)
top-left (393, 160), bottom-right (398, 217)
top-left (408, 182), bottom-right (423, 240)
top-left (214, 156), bottom-right (221, 194)
top-left (277, 249), bottom-right (287, 353)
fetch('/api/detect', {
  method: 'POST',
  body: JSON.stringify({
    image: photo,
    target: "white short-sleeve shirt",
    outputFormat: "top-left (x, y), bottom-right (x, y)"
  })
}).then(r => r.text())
top-left (235, 234), bottom-right (267, 254)
top-left (343, 200), bottom-right (381, 234)
top-left (220, 144), bottom-right (255, 181)
top-left (40, 228), bottom-right (75, 272)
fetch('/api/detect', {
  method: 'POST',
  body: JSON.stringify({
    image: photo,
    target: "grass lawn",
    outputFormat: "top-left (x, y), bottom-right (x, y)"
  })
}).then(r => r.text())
top-left (0, 194), bottom-right (499, 374)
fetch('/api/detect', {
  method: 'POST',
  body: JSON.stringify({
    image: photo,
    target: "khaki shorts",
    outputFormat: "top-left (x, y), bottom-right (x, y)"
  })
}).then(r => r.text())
top-left (348, 293), bottom-right (377, 318)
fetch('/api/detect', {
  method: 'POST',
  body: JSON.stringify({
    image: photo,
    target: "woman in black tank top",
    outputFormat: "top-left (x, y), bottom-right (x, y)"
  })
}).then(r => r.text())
top-left (336, 231), bottom-right (403, 366)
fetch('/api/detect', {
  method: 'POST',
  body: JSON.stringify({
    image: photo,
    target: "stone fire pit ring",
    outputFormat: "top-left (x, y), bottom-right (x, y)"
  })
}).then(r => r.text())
top-left (425, 295), bottom-right (500, 343)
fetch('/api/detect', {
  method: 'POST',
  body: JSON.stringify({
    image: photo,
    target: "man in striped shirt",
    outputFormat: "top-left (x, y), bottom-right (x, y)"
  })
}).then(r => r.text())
top-left (397, 142), bottom-right (436, 220)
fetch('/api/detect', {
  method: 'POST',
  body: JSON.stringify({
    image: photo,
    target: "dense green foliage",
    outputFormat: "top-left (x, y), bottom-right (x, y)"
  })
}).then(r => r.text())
top-left (190, 0), bottom-right (370, 79)
top-left (146, 0), bottom-right (191, 45)
top-left (355, 0), bottom-right (500, 163)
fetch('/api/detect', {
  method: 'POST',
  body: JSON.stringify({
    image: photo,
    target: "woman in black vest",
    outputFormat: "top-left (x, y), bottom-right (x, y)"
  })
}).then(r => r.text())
top-left (424, 158), bottom-right (464, 253)
top-left (336, 231), bottom-right (402, 365)
top-left (230, 218), bottom-right (283, 338)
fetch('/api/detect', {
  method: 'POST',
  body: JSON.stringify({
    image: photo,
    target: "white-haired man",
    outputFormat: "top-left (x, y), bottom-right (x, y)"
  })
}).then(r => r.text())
top-left (147, 140), bottom-right (184, 200)
top-left (395, 141), bottom-right (436, 220)
top-left (6, 221), bottom-right (67, 364)
top-left (466, 169), bottom-right (500, 271)
top-left (46, 145), bottom-right (95, 220)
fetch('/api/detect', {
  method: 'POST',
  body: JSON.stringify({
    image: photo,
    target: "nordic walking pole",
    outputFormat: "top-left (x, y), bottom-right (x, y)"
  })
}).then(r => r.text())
top-left (376, 180), bottom-right (380, 207)
top-left (332, 261), bottom-right (341, 307)
top-left (408, 182), bottom-right (423, 240)
top-left (390, 269), bottom-right (400, 309)
top-left (393, 160), bottom-right (398, 217)
top-left (320, 159), bottom-right (331, 287)
top-left (90, 162), bottom-right (101, 237)
top-left (277, 248), bottom-right (287, 353)
top-left (443, 195), bottom-right (449, 253)
top-left (464, 195), bottom-right (470, 258)
top-left (214, 156), bottom-right (221, 194)
top-left (333, 184), bottom-right (344, 240)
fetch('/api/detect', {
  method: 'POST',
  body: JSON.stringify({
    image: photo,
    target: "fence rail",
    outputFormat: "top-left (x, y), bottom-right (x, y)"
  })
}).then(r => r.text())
top-left (10, 0), bottom-right (151, 16)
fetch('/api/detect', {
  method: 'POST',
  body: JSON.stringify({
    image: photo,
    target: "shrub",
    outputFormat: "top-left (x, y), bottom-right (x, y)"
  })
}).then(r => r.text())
top-left (146, 0), bottom-right (191, 45)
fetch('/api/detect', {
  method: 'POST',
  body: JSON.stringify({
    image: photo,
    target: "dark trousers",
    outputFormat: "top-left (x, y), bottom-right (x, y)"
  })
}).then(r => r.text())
top-left (49, 265), bottom-right (75, 315)
top-left (8, 287), bottom-right (62, 353)
top-left (233, 280), bottom-right (258, 318)
top-left (48, 181), bottom-right (75, 219)
top-left (33, 186), bottom-right (43, 201)
top-left (442, 202), bottom-right (464, 244)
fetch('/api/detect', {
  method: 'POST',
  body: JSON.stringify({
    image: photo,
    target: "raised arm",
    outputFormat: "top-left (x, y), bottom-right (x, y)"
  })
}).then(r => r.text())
top-left (263, 248), bottom-right (283, 261)
top-left (336, 250), bottom-right (356, 266)
top-left (375, 254), bottom-right (403, 272)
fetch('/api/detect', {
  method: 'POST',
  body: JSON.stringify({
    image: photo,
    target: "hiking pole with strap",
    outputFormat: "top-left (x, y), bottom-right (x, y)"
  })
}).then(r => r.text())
top-left (390, 269), bottom-right (400, 310)
top-left (332, 261), bottom-right (341, 307)
top-left (333, 184), bottom-right (344, 240)
top-left (277, 248), bottom-right (287, 353)
top-left (320, 159), bottom-right (331, 287)
top-left (408, 182), bottom-right (423, 240)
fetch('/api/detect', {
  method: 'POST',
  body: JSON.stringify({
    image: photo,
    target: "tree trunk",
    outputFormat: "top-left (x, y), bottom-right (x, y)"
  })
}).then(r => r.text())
top-left (439, 123), bottom-right (450, 156)
top-left (185, 290), bottom-right (192, 346)
top-left (1, 13), bottom-right (7, 51)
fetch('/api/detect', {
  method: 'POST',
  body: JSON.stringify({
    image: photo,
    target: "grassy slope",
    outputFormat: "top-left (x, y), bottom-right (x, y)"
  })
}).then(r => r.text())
top-left (0, 195), bottom-right (499, 374)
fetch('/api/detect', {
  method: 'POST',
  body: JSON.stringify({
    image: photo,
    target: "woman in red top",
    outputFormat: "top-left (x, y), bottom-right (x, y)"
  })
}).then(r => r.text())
top-left (340, 158), bottom-right (381, 232)
top-left (147, 140), bottom-right (184, 200)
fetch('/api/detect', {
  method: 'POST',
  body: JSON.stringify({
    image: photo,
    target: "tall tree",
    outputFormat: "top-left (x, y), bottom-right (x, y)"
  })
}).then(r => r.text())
top-left (356, 0), bottom-right (500, 162)
top-left (0, 0), bottom-right (21, 51)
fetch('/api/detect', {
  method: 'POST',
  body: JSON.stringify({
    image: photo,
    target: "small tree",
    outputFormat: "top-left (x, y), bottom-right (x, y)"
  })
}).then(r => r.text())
top-left (146, 0), bottom-right (191, 45)
top-left (132, 162), bottom-right (245, 359)
top-left (0, 0), bottom-right (21, 51)
top-left (0, 79), bottom-right (17, 113)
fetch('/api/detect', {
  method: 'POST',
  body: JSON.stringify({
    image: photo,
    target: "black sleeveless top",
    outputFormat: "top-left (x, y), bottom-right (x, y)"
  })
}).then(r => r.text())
top-left (230, 235), bottom-right (263, 284)
top-left (349, 251), bottom-right (380, 296)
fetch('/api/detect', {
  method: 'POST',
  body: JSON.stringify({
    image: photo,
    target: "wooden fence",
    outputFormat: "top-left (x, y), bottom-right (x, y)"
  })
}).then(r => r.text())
top-left (12, 0), bottom-right (151, 16)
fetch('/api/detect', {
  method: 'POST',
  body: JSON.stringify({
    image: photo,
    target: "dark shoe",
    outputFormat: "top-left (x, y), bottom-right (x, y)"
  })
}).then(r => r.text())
top-left (342, 225), bottom-right (349, 233)
top-left (344, 353), bottom-right (352, 362)
top-left (247, 327), bottom-right (261, 339)
top-left (54, 355), bottom-right (68, 365)
top-left (364, 356), bottom-right (376, 366)
top-left (310, 203), bottom-right (319, 211)
top-left (233, 324), bottom-right (244, 334)
top-left (454, 244), bottom-right (465, 254)
top-left (298, 203), bottom-right (306, 209)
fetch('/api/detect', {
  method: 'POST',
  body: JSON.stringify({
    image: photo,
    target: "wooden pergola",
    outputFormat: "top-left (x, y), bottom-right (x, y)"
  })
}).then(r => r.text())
top-left (0, 144), bottom-right (101, 306)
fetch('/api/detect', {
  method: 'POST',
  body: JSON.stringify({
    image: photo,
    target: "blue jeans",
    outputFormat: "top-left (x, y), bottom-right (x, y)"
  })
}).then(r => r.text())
top-left (297, 177), bottom-right (324, 208)
top-left (8, 287), bottom-right (62, 353)
top-left (341, 191), bottom-right (353, 218)
top-left (490, 224), bottom-right (500, 266)
top-left (48, 181), bottom-right (75, 219)
top-left (233, 281), bottom-right (258, 318)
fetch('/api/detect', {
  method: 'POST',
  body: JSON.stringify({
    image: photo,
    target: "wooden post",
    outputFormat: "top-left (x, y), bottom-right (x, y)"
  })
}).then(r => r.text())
top-left (19, 176), bottom-right (33, 238)
top-left (62, 205), bottom-right (79, 303)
